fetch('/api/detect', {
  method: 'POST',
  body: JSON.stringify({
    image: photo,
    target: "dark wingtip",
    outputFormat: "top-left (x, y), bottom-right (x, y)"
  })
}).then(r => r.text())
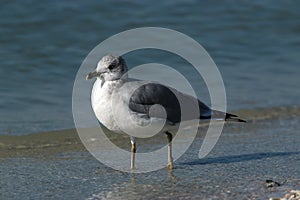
top-left (237, 118), bottom-right (247, 123)
top-left (225, 113), bottom-right (247, 123)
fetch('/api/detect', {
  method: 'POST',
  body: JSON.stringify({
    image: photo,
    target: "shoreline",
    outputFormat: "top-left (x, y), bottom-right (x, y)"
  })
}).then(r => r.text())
top-left (1, 105), bottom-right (299, 159)
top-left (0, 129), bottom-right (84, 159)
top-left (1, 106), bottom-right (299, 200)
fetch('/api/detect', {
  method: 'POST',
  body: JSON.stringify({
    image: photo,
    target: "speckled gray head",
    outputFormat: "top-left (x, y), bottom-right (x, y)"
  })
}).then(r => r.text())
top-left (86, 55), bottom-right (127, 83)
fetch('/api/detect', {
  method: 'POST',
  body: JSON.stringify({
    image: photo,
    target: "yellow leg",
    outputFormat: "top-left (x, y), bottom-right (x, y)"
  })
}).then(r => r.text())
top-left (131, 140), bottom-right (136, 170)
top-left (166, 131), bottom-right (173, 170)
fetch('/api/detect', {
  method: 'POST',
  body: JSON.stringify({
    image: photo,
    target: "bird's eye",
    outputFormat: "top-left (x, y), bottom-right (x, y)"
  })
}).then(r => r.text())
top-left (108, 64), bottom-right (116, 70)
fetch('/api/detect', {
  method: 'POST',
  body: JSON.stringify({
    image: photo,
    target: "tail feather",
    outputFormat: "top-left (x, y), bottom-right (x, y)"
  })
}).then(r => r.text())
top-left (225, 113), bottom-right (247, 123)
top-left (210, 110), bottom-right (246, 123)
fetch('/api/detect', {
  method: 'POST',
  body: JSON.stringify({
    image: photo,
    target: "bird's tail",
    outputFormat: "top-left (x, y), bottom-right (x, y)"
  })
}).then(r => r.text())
top-left (211, 110), bottom-right (246, 123)
top-left (225, 113), bottom-right (247, 123)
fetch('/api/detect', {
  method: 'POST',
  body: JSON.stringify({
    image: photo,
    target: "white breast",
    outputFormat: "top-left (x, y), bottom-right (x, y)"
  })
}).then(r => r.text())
top-left (91, 79), bottom-right (123, 132)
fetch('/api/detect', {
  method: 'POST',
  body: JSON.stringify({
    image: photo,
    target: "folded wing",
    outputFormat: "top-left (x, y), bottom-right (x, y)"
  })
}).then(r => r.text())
top-left (128, 82), bottom-right (212, 124)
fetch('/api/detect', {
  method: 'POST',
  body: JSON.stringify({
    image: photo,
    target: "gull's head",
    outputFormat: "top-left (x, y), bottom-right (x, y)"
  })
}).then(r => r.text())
top-left (86, 55), bottom-right (127, 81)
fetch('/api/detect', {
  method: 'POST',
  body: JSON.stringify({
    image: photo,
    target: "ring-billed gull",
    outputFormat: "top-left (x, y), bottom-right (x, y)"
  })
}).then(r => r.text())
top-left (86, 55), bottom-right (245, 170)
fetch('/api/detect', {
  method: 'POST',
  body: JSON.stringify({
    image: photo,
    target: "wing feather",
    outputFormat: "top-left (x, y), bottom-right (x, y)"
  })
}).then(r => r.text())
top-left (128, 83), bottom-right (212, 123)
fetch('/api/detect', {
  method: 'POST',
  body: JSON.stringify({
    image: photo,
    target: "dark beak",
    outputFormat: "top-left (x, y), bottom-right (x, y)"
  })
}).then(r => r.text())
top-left (86, 71), bottom-right (100, 80)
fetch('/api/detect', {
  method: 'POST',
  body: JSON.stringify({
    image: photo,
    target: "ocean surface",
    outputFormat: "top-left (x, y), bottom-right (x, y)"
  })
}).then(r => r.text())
top-left (0, 0), bottom-right (299, 135)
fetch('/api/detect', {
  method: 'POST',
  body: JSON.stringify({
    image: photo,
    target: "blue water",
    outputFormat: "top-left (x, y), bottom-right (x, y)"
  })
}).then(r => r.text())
top-left (1, 0), bottom-right (299, 135)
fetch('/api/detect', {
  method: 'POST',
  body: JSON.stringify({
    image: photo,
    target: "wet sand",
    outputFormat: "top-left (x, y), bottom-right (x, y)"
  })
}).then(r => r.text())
top-left (1, 106), bottom-right (299, 158)
top-left (1, 106), bottom-right (299, 199)
top-left (0, 129), bottom-right (84, 159)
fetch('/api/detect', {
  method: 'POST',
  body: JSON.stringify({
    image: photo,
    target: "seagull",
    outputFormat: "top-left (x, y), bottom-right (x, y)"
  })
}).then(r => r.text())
top-left (86, 55), bottom-right (245, 170)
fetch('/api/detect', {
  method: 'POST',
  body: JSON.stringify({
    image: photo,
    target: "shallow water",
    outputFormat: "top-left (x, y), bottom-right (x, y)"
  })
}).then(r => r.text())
top-left (1, 115), bottom-right (299, 199)
top-left (0, 1), bottom-right (300, 135)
